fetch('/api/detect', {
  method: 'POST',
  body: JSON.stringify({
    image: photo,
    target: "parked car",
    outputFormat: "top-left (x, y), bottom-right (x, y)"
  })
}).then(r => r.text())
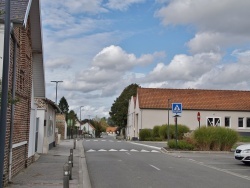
top-left (234, 144), bottom-right (250, 164)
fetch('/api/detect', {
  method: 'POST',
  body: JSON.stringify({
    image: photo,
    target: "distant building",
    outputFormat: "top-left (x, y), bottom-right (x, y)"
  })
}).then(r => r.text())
top-left (127, 88), bottom-right (250, 140)
top-left (106, 126), bottom-right (117, 134)
top-left (35, 98), bottom-right (61, 153)
top-left (81, 122), bottom-right (96, 137)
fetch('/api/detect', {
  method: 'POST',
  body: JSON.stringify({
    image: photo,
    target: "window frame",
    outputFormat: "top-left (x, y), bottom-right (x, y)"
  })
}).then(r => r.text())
top-left (238, 117), bottom-right (244, 128)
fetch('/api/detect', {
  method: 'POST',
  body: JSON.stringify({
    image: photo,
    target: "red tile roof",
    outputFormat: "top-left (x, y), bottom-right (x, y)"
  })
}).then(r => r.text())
top-left (138, 88), bottom-right (250, 111)
top-left (106, 127), bottom-right (117, 132)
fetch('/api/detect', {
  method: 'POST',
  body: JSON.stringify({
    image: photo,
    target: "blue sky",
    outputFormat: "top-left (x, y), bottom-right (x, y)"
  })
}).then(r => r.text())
top-left (40, 0), bottom-right (250, 119)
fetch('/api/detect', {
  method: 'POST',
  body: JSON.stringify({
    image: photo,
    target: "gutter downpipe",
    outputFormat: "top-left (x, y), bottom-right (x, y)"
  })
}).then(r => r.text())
top-left (8, 24), bottom-right (17, 182)
top-left (0, 0), bottom-right (11, 186)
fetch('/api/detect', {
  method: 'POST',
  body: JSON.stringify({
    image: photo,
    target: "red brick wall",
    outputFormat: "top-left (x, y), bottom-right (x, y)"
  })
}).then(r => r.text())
top-left (3, 18), bottom-right (33, 186)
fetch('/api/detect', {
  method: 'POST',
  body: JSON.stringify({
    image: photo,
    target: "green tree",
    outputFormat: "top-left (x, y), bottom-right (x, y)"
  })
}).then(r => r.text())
top-left (58, 96), bottom-right (69, 116)
top-left (90, 119), bottom-right (105, 138)
top-left (109, 83), bottom-right (140, 129)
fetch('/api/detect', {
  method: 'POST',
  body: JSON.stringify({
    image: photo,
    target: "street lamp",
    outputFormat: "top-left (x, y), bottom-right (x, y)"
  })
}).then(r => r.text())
top-left (51, 81), bottom-right (63, 104)
top-left (80, 106), bottom-right (84, 121)
top-left (0, 0), bottom-right (11, 185)
top-left (167, 99), bottom-right (171, 143)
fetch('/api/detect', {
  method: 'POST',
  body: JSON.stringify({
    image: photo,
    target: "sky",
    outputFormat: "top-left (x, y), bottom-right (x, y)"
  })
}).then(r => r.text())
top-left (40, 0), bottom-right (250, 120)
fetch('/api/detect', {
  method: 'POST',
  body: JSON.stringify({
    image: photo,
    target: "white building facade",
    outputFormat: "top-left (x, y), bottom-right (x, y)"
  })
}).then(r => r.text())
top-left (127, 88), bottom-right (250, 139)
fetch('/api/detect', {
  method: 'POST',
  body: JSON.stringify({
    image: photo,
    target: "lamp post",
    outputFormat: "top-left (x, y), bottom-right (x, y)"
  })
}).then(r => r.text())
top-left (51, 80), bottom-right (63, 104)
top-left (80, 106), bottom-right (84, 121)
top-left (167, 99), bottom-right (171, 143)
top-left (0, 0), bottom-right (11, 186)
top-left (79, 106), bottom-right (84, 135)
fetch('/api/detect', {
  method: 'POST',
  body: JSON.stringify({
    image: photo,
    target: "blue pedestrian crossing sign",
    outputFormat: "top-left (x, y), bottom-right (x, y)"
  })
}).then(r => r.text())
top-left (172, 103), bottom-right (182, 114)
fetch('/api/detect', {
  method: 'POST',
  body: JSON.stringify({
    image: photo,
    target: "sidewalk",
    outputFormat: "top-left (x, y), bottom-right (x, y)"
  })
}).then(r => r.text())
top-left (6, 139), bottom-right (91, 188)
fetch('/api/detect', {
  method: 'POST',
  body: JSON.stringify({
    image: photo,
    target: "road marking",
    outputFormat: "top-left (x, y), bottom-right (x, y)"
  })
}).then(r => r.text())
top-left (101, 140), bottom-right (106, 141)
top-left (130, 149), bottom-right (139, 152)
top-left (128, 142), bottom-right (162, 150)
top-left (86, 149), bottom-right (96, 152)
top-left (98, 149), bottom-right (107, 151)
top-left (94, 140), bottom-right (98, 141)
top-left (141, 149), bottom-right (150, 152)
top-left (109, 149), bottom-right (117, 151)
top-left (85, 140), bottom-right (90, 141)
top-left (188, 158), bottom-right (250, 181)
top-left (120, 149), bottom-right (128, 151)
top-left (149, 164), bottom-right (160, 171)
top-left (151, 150), bottom-right (160, 153)
top-left (126, 152), bottom-right (131, 155)
top-left (117, 141), bottom-right (121, 142)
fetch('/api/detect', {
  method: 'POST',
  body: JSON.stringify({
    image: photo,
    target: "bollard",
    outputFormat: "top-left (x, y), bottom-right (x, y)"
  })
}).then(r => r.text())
top-left (63, 163), bottom-right (69, 188)
top-left (73, 138), bottom-right (76, 149)
top-left (70, 149), bottom-right (73, 167)
top-left (68, 156), bottom-right (72, 180)
top-left (70, 154), bottom-right (73, 167)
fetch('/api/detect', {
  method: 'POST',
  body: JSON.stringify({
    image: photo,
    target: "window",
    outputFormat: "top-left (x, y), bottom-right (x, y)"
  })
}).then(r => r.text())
top-left (238, 118), bottom-right (243, 128)
top-left (206, 117), bottom-right (221, 126)
top-left (246, 118), bottom-right (250, 128)
top-left (225, 117), bottom-right (230, 127)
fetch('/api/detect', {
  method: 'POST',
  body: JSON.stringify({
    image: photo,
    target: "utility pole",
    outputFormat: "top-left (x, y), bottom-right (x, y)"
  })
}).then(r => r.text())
top-left (167, 99), bottom-right (171, 143)
top-left (51, 81), bottom-right (63, 104)
top-left (0, 0), bottom-right (11, 187)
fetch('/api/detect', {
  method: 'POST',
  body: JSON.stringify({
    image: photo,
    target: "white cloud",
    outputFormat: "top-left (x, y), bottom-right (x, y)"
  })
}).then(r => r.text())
top-left (156, 0), bottom-right (250, 53)
top-left (45, 57), bottom-right (72, 70)
top-left (106, 0), bottom-right (145, 11)
top-left (146, 52), bottom-right (221, 82)
top-left (92, 45), bottom-right (164, 71)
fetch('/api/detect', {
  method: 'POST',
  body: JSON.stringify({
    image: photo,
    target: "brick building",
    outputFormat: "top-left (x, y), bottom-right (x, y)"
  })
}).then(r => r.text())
top-left (0, 0), bottom-right (45, 185)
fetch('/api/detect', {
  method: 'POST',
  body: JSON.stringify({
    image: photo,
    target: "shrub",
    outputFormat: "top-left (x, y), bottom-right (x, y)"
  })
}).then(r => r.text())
top-left (159, 125), bottom-right (167, 140)
top-left (193, 126), bottom-right (214, 150)
top-left (159, 124), bottom-right (190, 140)
top-left (168, 140), bottom-right (194, 150)
top-left (139, 129), bottom-right (152, 141)
top-left (152, 125), bottom-right (161, 138)
top-left (193, 126), bottom-right (239, 151)
top-left (176, 124), bottom-right (190, 139)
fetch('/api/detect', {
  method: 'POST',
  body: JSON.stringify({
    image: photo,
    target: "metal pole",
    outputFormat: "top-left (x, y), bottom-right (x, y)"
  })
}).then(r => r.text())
top-left (175, 115), bottom-right (178, 149)
top-left (167, 99), bottom-right (171, 143)
top-left (8, 25), bottom-right (17, 182)
top-left (51, 81), bottom-right (63, 104)
top-left (0, 0), bottom-right (11, 186)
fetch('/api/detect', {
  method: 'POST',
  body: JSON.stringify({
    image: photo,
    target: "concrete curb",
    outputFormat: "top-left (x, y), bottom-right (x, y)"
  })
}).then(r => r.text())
top-left (78, 140), bottom-right (91, 188)
top-left (161, 147), bottom-right (233, 154)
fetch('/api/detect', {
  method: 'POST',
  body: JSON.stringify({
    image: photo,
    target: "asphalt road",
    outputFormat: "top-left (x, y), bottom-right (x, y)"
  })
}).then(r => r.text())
top-left (83, 135), bottom-right (250, 188)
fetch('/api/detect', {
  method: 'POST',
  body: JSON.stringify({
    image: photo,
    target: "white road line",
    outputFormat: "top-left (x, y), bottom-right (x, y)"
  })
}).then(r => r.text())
top-left (151, 150), bottom-right (160, 153)
top-left (130, 149), bottom-right (139, 152)
top-left (141, 149), bottom-right (150, 152)
top-left (98, 149), bottom-right (107, 151)
top-left (126, 152), bottom-right (131, 155)
top-left (101, 140), bottom-right (106, 141)
top-left (86, 149), bottom-right (96, 152)
top-left (120, 149), bottom-right (128, 151)
top-left (149, 164), bottom-right (161, 171)
top-left (189, 159), bottom-right (250, 181)
top-left (128, 142), bottom-right (162, 150)
top-left (109, 149), bottom-right (117, 151)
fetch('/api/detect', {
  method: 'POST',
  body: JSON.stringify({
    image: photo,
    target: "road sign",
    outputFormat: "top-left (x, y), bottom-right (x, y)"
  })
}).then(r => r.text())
top-left (197, 112), bottom-right (200, 121)
top-left (172, 103), bottom-right (182, 114)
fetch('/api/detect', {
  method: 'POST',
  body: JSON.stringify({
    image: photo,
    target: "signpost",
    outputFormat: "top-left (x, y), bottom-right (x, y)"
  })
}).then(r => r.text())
top-left (197, 112), bottom-right (201, 129)
top-left (172, 103), bottom-right (182, 149)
